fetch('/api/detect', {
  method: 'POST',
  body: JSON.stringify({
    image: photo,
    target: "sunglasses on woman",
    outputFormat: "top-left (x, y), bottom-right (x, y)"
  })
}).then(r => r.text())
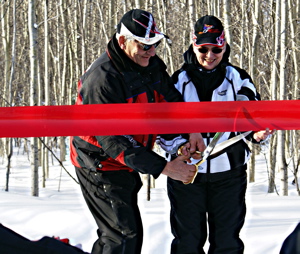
top-left (136, 40), bottom-right (161, 51)
top-left (198, 47), bottom-right (223, 54)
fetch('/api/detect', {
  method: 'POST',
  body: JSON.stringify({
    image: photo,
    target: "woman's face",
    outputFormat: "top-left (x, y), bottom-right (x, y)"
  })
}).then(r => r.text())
top-left (193, 44), bottom-right (226, 70)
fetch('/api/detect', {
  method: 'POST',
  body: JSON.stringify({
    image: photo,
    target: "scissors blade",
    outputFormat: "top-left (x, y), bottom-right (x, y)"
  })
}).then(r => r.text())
top-left (184, 132), bottom-right (224, 185)
top-left (209, 131), bottom-right (252, 156)
top-left (201, 132), bottom-right (225, 161)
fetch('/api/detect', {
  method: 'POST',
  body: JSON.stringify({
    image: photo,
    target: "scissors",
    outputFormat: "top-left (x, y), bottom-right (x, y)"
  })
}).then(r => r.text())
top-left (182, 130), bottom-right (252, 184)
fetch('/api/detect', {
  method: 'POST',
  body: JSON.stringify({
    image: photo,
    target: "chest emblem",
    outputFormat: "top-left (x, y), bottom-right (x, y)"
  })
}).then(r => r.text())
top-left (218, 90), bottom-right (227, 96)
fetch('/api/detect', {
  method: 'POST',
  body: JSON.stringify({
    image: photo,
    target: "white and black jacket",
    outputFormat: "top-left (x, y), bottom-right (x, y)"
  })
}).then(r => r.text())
top-left (172, 44), bottom-right (260, 174)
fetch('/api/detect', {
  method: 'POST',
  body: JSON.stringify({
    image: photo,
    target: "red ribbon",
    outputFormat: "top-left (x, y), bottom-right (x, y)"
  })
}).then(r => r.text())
top-left (1, 100), bottom-right (299, 138)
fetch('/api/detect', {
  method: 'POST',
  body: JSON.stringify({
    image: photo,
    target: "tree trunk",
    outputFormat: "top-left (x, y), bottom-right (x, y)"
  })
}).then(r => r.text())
top-left (4, 0), bottom-right (17, 192)
top-left (270, 1), bottom-right (280, 100)
top-left (239, 1), bottom-right (245, 68)
top-left (59, 0), bottom-right (67, 105)
top-left (1, 0), bottom-right (10, 106)
top-left (5, 138), bottom-right (12, 192)
top-left (97, 3), bottom-right (109, 44)
top-left (248, 143), bottom-right (255, 183)
top-left (81, 0), bottom-right (88, 74)
top-left (222, 0), bottom-right (232, 61)
top-left (248, 0), bottom-right (260, 181)
top-left (278, 0), bottom-right (288, 196)
top-left (267, 1), bottom-right (280, 193)
top-left (158, 0), bottom-right (174, 73)
top-left (288, 0), bottom-right (299, 100)
top-left (188, 0), bottom-right (195, 32)
top-left (67, 1), bottom-right (79, 105)
top-left (60, 136), bottom-right (66, 162)
top-left (28, 0), bottom-right (39, 197)
top-left (43, 0), bottom-right (49, 181)
top-left (249, 0), bottom-right (259, 80)
top-left (134, 0), bottom-right (140, 9)
top-left (267, 135), bottom-right (277, 193)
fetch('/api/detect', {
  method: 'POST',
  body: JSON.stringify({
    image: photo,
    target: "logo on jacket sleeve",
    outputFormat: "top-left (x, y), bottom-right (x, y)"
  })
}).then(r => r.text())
top-left (123, 135), bottom-right (140, 148)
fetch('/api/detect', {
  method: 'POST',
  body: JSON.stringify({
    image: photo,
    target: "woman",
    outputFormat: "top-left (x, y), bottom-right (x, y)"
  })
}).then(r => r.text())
top-left (168, 15), bottom-right (273, 254)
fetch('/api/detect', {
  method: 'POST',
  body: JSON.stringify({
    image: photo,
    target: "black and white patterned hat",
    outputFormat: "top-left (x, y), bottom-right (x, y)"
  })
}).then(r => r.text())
top-left (117, 9), bottom-right (166, 45)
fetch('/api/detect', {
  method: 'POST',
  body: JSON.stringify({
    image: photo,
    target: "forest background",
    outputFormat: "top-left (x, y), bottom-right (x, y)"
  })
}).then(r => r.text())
top-left (0, 0), bottom-right (299, 196)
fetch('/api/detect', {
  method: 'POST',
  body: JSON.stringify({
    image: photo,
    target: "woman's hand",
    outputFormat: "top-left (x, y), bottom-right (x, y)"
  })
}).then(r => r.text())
top-left (253, 128), bottom-right (275, 142)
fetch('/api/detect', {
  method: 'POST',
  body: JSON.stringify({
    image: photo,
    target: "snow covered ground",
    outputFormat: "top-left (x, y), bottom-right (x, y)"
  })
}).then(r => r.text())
top-left (0, 148), bottom-right (299, 254)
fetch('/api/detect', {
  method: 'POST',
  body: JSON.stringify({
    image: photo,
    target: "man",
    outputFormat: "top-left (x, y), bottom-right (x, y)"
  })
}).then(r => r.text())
top-left (70, 9), bottom-right (204, 254)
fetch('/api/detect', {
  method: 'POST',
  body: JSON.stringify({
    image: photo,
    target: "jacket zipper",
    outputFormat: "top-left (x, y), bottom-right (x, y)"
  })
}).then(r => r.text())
top-left (206, 133), bottom-right (211, 181)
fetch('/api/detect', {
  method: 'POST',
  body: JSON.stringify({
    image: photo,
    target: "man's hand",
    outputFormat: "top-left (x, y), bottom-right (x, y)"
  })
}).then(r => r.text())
top-left (162, 154), bottom-right (197, 183)
top-left (253, 128), bottom-right (275, 142)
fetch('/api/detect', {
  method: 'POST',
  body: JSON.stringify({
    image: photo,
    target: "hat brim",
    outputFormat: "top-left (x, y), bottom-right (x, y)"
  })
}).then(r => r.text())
top-left (118, 23), bottom-right (164, 45)
top-left (193, 41), bottom-right (225, 48)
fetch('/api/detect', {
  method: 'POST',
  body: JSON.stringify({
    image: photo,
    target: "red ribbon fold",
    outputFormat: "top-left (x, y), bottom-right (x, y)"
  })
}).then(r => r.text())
top-left (1, 100), bottom-right (299, 138)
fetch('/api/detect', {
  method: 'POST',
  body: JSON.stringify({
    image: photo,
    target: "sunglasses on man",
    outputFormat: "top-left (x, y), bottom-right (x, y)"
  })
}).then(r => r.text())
top-left (136, 40), bottom-right (161, 51)
top-left (198, 47), bottom-right (223, 54)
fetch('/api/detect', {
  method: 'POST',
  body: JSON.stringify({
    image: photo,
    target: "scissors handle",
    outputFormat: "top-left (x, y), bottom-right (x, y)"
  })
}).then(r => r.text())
top-left (183, 158), bottom-right (206, 184)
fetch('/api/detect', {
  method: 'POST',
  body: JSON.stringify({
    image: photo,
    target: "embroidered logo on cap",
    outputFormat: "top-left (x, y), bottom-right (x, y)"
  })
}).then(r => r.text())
top-left (203, 24), bottom-right (213, 33)
top-left (198, 24), bottom-right (221, 34)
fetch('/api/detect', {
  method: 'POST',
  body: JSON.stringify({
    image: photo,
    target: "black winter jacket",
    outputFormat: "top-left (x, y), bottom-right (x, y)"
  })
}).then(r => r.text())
top-left (70, 35), bottom-right (185, 177)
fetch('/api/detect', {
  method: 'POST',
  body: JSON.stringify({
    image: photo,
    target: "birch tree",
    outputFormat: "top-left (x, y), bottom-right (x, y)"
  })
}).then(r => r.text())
top-left (267, 0), bottom-right (281, 193)
top-left (270, 1), bottom-right (281, 100)
top-left (4, 0), bottom-right (17, 192)
top-left (188, 0), bottom-right (195, 32)
top-left (222, 0), bottom-right (232, 62)
top-left (238, 1), bottom-right (245, 68)
top-left (28, 0), bottom-right (39, 197)
top-left (1, 1), bottom-right (10, 104)
top-left (43, 0), bottom-right (49, 185)
top-left (278, 0), bottom-right (288, 196)
top-left (80, 0), bottom-right (88, 74)
top-left (249, 0), bottom-right (259, 80)
top-left (247, 0), bottom-right (261, 183)
top-left (288, 0), bottom-right (299, 101)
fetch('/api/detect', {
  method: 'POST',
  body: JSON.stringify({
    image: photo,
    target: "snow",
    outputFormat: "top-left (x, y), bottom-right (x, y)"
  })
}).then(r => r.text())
top-left (0, 148), bottom-right (299, 254)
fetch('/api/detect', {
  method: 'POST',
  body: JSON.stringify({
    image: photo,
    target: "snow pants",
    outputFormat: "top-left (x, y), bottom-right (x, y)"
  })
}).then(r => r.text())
top-left (167, 167), bottom-right (247, 254)
top-left (75, 167), bottom-right (143, 254)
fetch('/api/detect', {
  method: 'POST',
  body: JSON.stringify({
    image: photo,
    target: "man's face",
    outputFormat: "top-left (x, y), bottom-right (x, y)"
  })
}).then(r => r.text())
top-left (193, 44), bottom-right (226, 70)
top-left (123, 40), bottom-right (157, 67)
